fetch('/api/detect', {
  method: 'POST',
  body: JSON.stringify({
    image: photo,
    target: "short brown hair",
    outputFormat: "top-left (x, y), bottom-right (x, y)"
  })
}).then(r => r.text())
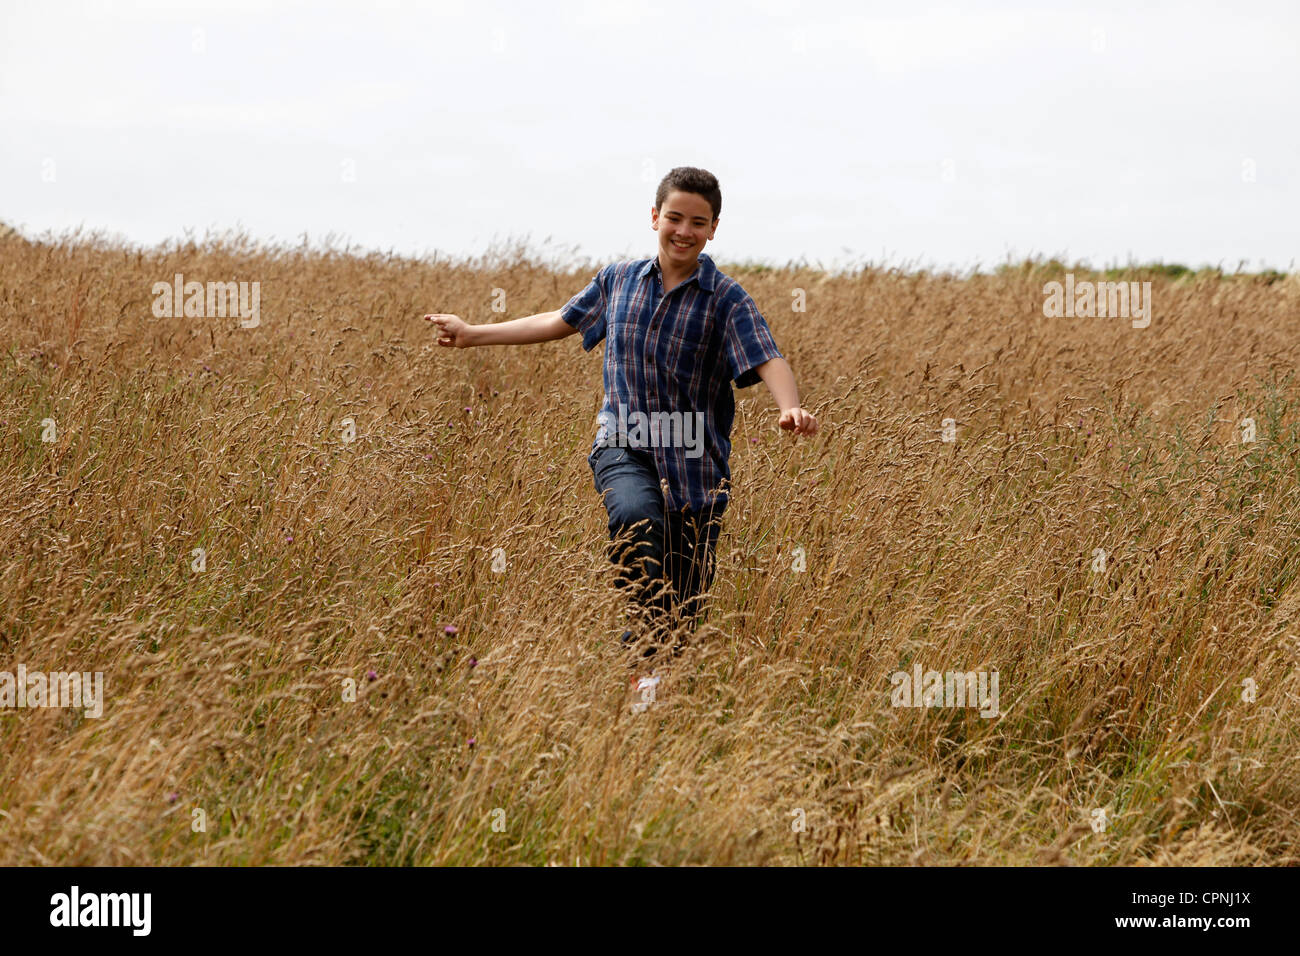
top-left (655, 167), bottom-right (721, 222)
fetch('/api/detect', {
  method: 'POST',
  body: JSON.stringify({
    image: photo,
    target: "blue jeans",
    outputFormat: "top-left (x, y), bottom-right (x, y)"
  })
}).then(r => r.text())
top-left (588, 443), bottom-right (724, 652)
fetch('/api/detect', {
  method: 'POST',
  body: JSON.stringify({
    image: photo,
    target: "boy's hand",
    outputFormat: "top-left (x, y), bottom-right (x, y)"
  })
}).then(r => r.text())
top-left (425, 313), bottom-right (474, 348)
top-left (779, 407), bottom-right (818, 436)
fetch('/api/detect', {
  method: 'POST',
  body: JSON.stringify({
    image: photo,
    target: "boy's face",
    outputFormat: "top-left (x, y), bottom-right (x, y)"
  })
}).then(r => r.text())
top-left (651, 189), bottom-right (717, 268)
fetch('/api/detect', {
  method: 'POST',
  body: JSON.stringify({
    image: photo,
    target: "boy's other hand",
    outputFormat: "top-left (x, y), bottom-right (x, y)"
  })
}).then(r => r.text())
top-left (779, 407), bottom-right (818, 436)
top-left (425, 313), bottom-right (473, 348)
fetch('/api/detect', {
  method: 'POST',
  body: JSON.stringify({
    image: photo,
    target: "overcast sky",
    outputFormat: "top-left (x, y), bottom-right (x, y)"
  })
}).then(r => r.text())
top-left (2, 0), bottom-right (1296, 272)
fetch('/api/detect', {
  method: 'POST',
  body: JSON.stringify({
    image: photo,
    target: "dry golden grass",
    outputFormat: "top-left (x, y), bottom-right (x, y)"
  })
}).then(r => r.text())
top-left (2, 227), bottom-right (1298, 865)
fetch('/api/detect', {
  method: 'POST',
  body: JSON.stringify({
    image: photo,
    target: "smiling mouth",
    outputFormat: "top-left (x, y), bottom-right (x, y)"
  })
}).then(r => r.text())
top-left (670, 239), bottom-right (693, 249)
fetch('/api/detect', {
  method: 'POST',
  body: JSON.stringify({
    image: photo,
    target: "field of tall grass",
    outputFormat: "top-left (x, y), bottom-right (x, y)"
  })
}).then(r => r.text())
top-left (2, 226), bottom-right (1298, 865)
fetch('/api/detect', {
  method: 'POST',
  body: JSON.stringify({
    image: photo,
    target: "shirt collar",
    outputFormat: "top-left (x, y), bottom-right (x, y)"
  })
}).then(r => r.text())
top-left (640, 252), bottom-right (716, 294)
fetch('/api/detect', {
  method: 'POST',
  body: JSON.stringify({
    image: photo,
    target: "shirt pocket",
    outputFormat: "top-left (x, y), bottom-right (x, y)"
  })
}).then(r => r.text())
top-left (607, 290), bottom-right (642, 353)
top-left (662, 306), bottom-right (715, 368)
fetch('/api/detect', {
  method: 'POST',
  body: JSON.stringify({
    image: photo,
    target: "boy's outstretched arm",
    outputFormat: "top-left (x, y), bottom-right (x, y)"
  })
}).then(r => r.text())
top-left (424, 310), bottom-right (578, 347)
top-left (754, 357), bottom-right (818, 436)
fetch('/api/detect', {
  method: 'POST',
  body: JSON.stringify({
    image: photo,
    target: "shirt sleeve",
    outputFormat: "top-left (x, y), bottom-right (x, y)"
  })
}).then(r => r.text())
top-left (560, 265), bottom-right (611, 352)
top-left (724, 289), bottom-right (784, 388)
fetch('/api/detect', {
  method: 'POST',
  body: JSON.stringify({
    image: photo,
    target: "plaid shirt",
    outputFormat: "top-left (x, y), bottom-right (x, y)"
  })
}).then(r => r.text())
top-left (560, 252), bottom-right (783, 514)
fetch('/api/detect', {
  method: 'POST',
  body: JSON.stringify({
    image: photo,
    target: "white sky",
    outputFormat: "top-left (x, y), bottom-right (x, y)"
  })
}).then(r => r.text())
top-left (2, 0), bottom-right (1296, 272)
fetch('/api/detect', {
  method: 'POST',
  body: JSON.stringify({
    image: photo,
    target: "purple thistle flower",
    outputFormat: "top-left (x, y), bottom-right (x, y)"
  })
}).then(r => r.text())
top-left (444, 624), bottom-right (458, 636)
top-left (366, 670), bottom-right (378, 682)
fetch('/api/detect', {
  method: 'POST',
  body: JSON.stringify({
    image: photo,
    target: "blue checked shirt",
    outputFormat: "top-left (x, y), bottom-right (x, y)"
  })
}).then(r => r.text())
top-left (560, 252), bottom-right (783, 514)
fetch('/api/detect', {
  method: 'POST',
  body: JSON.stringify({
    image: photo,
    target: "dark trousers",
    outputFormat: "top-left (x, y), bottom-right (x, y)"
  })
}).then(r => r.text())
top-left (588, 444), bottom-right (724, 655)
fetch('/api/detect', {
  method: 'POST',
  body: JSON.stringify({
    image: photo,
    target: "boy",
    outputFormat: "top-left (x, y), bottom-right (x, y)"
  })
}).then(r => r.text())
top-left (426, 166), bottom-right (817, 680)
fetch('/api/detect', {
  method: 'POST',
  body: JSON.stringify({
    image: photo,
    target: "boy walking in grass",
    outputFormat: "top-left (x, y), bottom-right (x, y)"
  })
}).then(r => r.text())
top-left (426, 166), bottom-right (817, 697)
